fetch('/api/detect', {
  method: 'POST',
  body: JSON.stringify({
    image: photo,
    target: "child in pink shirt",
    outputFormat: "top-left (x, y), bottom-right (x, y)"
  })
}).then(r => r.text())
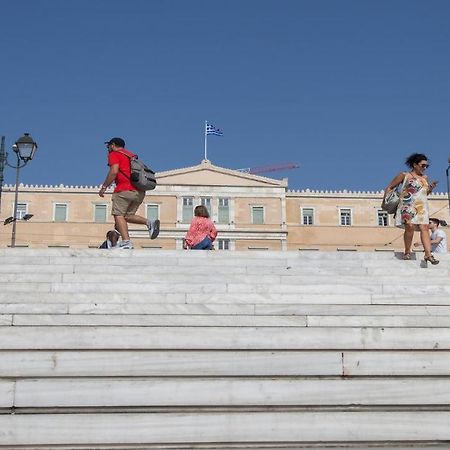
top-left (185, 205), bottom-right (218, 250)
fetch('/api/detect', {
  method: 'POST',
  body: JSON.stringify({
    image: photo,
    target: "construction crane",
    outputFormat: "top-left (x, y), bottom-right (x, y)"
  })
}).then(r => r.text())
top-left (237, 163), bottom-right (300, 175)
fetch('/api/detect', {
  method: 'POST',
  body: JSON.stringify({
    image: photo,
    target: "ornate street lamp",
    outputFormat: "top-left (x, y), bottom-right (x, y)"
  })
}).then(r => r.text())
top-left (7, 133), bottom-right (38, 247)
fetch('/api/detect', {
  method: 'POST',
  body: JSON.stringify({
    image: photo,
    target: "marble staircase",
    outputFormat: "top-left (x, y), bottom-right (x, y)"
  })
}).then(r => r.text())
top-left (1, 248), bottom-right (450, 449)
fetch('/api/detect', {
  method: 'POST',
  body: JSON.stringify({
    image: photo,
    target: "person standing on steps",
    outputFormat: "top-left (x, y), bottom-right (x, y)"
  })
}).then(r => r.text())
top-left (99, 137), bottom-right (160, 249)
top-left (384, 153), bottom-right (439, 264)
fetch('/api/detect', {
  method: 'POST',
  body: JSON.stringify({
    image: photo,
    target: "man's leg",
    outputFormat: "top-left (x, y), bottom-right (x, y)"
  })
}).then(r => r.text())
top-left (114, 215), bottom-right (130, 241)
top-left (126, 214), bottom-right (160, 240)
top-left (123, 191), bottom-right (160, 240)
top-left (125, 214), bottom-right (147, 225)
top-left (111, 192), bottom-right (132, 243)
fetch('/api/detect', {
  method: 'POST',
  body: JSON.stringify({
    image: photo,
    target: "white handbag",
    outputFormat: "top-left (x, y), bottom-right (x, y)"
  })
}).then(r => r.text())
top-left (381, 190), bottom-right (400, 214)
top-left (382, 174), bottom-right (408, 214)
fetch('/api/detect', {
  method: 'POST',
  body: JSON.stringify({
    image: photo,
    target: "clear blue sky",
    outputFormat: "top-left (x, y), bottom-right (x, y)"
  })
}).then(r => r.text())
top-left (1, 0), bottom-right (450, 192)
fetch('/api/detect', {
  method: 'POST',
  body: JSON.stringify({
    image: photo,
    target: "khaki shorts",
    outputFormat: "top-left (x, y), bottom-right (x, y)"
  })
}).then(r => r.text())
top-left (112, 190), bottom-right (145, 216)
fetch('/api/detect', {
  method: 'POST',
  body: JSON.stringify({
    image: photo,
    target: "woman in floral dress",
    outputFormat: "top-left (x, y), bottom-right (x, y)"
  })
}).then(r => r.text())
top-left (384, 153), bottom-right (439, 264)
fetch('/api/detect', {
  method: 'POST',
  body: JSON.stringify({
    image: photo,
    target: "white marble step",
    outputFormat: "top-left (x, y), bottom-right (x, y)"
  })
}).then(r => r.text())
top-left (0, 248), bottom-right (448, 264)
top-left (10, 314), bottom-right (308, 327)
top-left (1, 291), bottom-right (449, 307)
top-left (7, 313), bottom-right (450, 328)
top-left (2, 272), bottom-right (448, 286)
top-left (3, 247), bottom-right (450, 259)
top-left (306, 315), bottom-right (450, 327)
top-left (2, 350), bottom-right (449, 377)
top-left (0, 281), bottom-right (405, 295)
top-left (0, 350), bottom-right (342, 377)
top-left (255, 303), bottom-right (450, 315)
top-left (0, 281), bottom-right (388, 295)
top-left (1, 262), bottom-right (449, 277)
top-left (344, 351), bottom-right (450, 376)
top-left (0, 314), bottom-right (11, 325)
top-left (1, 411), bottom-right (450, 446)
top-left (1, 326), bottom-right (450, 350)
top-left (1, 256), bottom-right (449, 272)
top-left (7, 377), bottom-right (450, 408)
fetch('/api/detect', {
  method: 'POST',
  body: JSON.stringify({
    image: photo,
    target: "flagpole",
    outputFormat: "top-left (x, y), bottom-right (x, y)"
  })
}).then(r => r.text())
top-left (204, 120), bottom-right (208, 160)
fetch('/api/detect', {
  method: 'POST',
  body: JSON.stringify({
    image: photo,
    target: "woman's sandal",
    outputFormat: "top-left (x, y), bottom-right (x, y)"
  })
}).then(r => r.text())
top-left (402, 253), bottom-right (412, 260)
top-left (424, 254), bottom-right (440, 265)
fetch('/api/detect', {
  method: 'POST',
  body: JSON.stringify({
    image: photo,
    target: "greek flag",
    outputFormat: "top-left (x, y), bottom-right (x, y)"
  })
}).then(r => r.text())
top-left (206, 123), bottom-right (223, 136)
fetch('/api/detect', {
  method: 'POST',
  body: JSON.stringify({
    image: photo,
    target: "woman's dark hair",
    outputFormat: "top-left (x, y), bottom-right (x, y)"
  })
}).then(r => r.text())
top-left (405, 153), bottom-right (428, 168)
top-left (194, 205), bottom-right (210, 218)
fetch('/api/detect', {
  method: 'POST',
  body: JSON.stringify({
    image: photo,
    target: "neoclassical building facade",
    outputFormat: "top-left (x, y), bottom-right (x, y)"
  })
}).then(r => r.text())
top-left (0, 159), bottom-right (448, 251)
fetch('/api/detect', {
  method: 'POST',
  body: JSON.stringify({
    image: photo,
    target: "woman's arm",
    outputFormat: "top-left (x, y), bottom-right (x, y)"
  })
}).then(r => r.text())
top-left (184, 218), bottom-right (198, 247)
top-left (384, 172), bottom-right (407, 198)
top-left (427, 178), bottom-right (438, 194)
top-left (209, 221), bottom-right (218, 241)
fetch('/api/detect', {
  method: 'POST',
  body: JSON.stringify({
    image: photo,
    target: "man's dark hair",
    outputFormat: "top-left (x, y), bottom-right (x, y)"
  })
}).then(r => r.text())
top-left (405, 153), bottom-right (428, 168)
top-left (105, 137), bottom-right (126, 147)
top-left (429, 218), bottom-right (440, 226)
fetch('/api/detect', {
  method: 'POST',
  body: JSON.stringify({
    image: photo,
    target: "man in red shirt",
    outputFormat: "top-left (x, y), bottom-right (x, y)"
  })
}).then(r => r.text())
top-left (99, 137), bottom-right (160, 249)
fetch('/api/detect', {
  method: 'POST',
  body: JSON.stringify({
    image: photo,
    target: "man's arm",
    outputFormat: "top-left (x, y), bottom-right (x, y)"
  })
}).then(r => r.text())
top-left (430, 232), bottom-right (444, 246)
top-left (99, 164), bottom-right (119, 197)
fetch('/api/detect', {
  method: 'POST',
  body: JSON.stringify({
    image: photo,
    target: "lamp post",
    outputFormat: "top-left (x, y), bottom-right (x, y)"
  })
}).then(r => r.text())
top-left (6, 133), bottom-right (38, 247)
top-left (446, 157), bottom-right (450, 215)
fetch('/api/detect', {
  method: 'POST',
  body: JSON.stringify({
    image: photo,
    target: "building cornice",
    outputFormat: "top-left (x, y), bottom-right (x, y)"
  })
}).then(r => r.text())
top-left (2, 184), bottom-right (447, 199)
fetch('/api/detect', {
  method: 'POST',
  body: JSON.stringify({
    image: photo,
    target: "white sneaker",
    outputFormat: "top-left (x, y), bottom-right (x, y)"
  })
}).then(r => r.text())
top-left (117, 240), bottom-right (134, 249)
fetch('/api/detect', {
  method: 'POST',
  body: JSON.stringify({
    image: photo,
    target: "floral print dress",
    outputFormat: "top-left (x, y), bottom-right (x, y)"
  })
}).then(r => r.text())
top-left (395, 174), bottom-right (429, 229)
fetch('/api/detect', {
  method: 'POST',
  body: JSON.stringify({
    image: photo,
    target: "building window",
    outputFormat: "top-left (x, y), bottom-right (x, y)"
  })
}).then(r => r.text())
top-left (54, 203), bottom-right (68, 222)
top-left (14, 203), bottom-right (28, 220)
top-left (339, 208), bottom-right (352, 226)
top-left (146, 204), bottom-right (159, 222)
top-left (200, 197), bottom-right (211, 215)
top-left (217, 239), bottom-right (230, 250)
top-left (218, 198), bottom-right (230, 224)
top-left (302, 208), bottom-right (314, 225)
top-left (377, 210), bottom-right (389, 227)
top-left (94, 204), bottom-right (107, 223)
top-left (182, 197), bottom-right (194, 223)
top-left (252, 206), bottom-right (264, 224)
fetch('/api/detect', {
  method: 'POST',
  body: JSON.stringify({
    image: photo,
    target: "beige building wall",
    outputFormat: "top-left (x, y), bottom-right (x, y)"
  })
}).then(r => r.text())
top-left (286, 190), bottom-right (449, 251)
top-left (0, 160), bottom-right (448, 251)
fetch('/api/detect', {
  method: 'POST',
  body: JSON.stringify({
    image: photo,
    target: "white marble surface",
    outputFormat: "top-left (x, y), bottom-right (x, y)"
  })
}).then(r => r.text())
top-left (12, 313), bottom-right (308, 327)
top-left (13, 377), bottom-right (450, 407)
top-left (344, 350), bottom-right (450, 376)
top-left (1, 326), bottom-right (450, 350)
top-left (68, 302), bottom-right (255, 315)
top-left (307, 315), bottom-right (450, 327)
top-left (0, 381), bottom-right (14, 407)
top-left (0, 350), bottom-right (342, 377)
top-left (1, 247), bottom-right (450, 448)
top-left (1, 411), bottom-right (450, 445)
top-left (0, 304), bottom-right (68, 314)
top-left (0, 314), bottom-right (12, 326)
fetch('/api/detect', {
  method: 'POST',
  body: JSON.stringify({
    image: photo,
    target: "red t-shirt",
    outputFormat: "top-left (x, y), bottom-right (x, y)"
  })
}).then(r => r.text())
top-left (108, 149), bottom-right (137, 192)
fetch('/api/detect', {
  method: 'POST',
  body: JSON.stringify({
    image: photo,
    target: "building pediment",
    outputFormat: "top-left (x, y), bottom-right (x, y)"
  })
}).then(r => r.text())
top-left (157, 159), bottom-right (287, 188)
